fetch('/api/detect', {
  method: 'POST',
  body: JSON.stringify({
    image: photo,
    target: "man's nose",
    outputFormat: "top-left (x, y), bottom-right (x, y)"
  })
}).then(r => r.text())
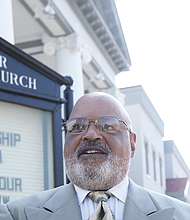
top-left (82, 123), bottom-right (103, 141)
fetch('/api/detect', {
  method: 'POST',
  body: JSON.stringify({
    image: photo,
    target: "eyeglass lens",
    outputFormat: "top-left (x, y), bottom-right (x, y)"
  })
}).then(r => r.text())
top-left (66, 116), bottom-right (120, 134)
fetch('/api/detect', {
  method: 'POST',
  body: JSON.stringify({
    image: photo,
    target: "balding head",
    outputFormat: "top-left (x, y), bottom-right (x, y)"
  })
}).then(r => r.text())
top-left (70, 92), bottom-right (133, 132)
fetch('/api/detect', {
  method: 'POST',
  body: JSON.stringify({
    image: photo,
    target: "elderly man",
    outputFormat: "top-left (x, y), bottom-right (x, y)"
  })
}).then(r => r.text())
top-left (0, 92), bottom-right (190, 220)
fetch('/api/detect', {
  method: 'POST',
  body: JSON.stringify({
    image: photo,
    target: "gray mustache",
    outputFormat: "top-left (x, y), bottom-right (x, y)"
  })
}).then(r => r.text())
top-left (76, 140), bottom-right (112, 155)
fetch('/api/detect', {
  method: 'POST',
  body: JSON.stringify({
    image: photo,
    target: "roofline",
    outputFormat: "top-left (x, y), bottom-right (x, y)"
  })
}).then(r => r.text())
top-left (120, 85), bottom-right (164, 135)
top-left (164, 140), bottom-right (190, 176)
top-left (67, 0), bottom-right (131, 73)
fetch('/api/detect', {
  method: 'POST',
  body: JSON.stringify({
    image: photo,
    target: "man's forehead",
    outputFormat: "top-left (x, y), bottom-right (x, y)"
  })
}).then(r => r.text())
top-left (71, 99), bottom-right (112, 117)
top-left (70, 92), bottom-right (127, 119)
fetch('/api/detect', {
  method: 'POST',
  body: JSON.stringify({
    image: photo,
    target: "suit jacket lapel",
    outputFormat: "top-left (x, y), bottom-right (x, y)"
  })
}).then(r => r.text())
top-left (25, 183), bottom-right (82, 220)
top-left (24, 179), bottom-right (176, 220)
top-left (123, 179), bottom-right (175, 220)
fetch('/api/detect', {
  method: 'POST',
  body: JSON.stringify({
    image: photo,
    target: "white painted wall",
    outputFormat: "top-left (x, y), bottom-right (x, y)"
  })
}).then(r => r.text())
top-left (164, 153), bottom-right (173, 179)
top-left (0, 0), bottom-right (14, 44)
top-left (120, 86), bottom-right (165, 194)
top-left (127, 104), bottom-right (144, 187)
top-left (126, 103), bottom-right (165, 193)
top-left (165, 153), bottom-right (188, 178)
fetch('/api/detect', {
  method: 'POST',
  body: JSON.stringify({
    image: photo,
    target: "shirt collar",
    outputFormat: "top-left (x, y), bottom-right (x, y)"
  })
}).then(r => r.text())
top-left (74, 176), bottom-right (129, 205)
top-left (74, 184), bottom-right (90, 205)
top-left (108, 176), bottom-right (129, 203)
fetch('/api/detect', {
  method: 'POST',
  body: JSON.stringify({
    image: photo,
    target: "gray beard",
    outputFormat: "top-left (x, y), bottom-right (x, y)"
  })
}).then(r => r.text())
top-left (65, 150), bottom-right (131, 191)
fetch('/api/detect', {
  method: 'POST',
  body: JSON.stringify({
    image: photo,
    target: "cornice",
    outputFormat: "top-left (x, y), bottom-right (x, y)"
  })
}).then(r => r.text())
top-left (67, 0), bottom-right (131, 74)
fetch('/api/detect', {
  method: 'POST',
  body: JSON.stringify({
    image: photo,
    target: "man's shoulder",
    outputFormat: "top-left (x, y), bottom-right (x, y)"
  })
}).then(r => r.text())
top-left (129, 179), bottom-right (189, 207)
top-left (143, 186), bottom-right (187, 206)
top-left (128, 179), bottom-right (190, 219)
top-left (6, 183), bottom-right (73, 209)
top-left (0, 183), bottom-right (79, 220)
top-left (147, 188), bottom-right (190, 216)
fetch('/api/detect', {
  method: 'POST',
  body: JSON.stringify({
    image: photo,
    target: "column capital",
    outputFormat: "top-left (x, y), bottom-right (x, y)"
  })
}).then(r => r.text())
top-left (42, 33), bottom-right (92, 64)
top-left (42, 33), bottom-right (57, 55)
top-left (56, 33), bottom-right (82, 51)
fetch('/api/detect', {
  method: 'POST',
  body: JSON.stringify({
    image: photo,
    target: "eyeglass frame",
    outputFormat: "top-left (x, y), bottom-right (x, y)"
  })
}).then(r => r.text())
top-left (63, 116), bottom-right (132, 134)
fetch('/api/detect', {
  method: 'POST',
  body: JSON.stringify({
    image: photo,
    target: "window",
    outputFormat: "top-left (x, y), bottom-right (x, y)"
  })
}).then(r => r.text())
top-left (152, 150), bottom-right (156, 181)
top-left (159, 157), bottom-right (163, 186)
top-left (144, 141), bottom-right (149, 175)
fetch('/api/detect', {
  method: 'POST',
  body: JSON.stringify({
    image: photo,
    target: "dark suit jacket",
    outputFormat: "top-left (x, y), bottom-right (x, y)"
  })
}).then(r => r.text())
top-left (0, 179), bottom-right (190, 220)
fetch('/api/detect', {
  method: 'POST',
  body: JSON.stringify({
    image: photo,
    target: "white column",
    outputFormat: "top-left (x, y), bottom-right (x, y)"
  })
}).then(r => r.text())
top-left (56, 47), bottom-right (83, 103)
top-left (0, 0), bottom-right (14, 44)
top-left (42, 33), bottom-right (92, 103)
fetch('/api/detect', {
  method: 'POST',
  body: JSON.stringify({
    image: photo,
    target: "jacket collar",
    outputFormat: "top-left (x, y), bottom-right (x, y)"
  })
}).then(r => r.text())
top-left (25, 183), bottom-right (82, 220)
top-left (123, 179), bottom-right (175, 220)
top-left (24, 179), bottom-right (176, 220)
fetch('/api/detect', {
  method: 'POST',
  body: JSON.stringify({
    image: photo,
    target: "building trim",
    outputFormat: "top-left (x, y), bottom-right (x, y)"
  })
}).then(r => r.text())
top-left (120, 86), bottom-right (164, 135)
top-left (67, 0), bottom-right (131, 73)
top-left (164, 140), bottom-right (190, 177)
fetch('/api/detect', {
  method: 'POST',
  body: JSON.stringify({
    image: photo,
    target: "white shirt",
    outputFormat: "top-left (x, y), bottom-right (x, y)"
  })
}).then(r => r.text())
top-left (74, 176), bottom-right (129, 220)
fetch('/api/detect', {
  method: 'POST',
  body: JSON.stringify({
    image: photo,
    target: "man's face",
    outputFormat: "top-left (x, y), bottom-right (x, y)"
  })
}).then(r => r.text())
top-left (64, 93), bottom-right (136, 190)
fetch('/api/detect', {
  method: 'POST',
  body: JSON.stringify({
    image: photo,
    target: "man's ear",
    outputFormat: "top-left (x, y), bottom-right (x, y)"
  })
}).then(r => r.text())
top-left (130, 132), bottom-right (136, 158)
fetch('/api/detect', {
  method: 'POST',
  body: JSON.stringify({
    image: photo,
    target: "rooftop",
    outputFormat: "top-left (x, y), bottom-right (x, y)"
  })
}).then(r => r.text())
top-left (164, 140), bottom-right (190, 177)
top-left (120, 85), bottom-right (164, 135)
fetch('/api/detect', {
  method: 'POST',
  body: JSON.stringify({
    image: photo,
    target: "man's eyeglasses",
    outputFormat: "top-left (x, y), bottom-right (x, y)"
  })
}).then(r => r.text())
top-left (63, 116), bottom-right (131, 134)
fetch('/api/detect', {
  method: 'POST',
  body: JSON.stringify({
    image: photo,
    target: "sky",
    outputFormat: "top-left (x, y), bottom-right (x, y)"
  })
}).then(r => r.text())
top-left (115, 0), bottom-right (190, 169)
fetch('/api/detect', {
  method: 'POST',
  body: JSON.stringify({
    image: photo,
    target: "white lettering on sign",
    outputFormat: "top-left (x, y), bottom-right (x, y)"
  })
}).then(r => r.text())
top-left (0, 70), bottom-right (37, 90)
top-left (0, 55), bottom-right (7, 69)
top-left (0, 54), bottom-right (37, 90)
